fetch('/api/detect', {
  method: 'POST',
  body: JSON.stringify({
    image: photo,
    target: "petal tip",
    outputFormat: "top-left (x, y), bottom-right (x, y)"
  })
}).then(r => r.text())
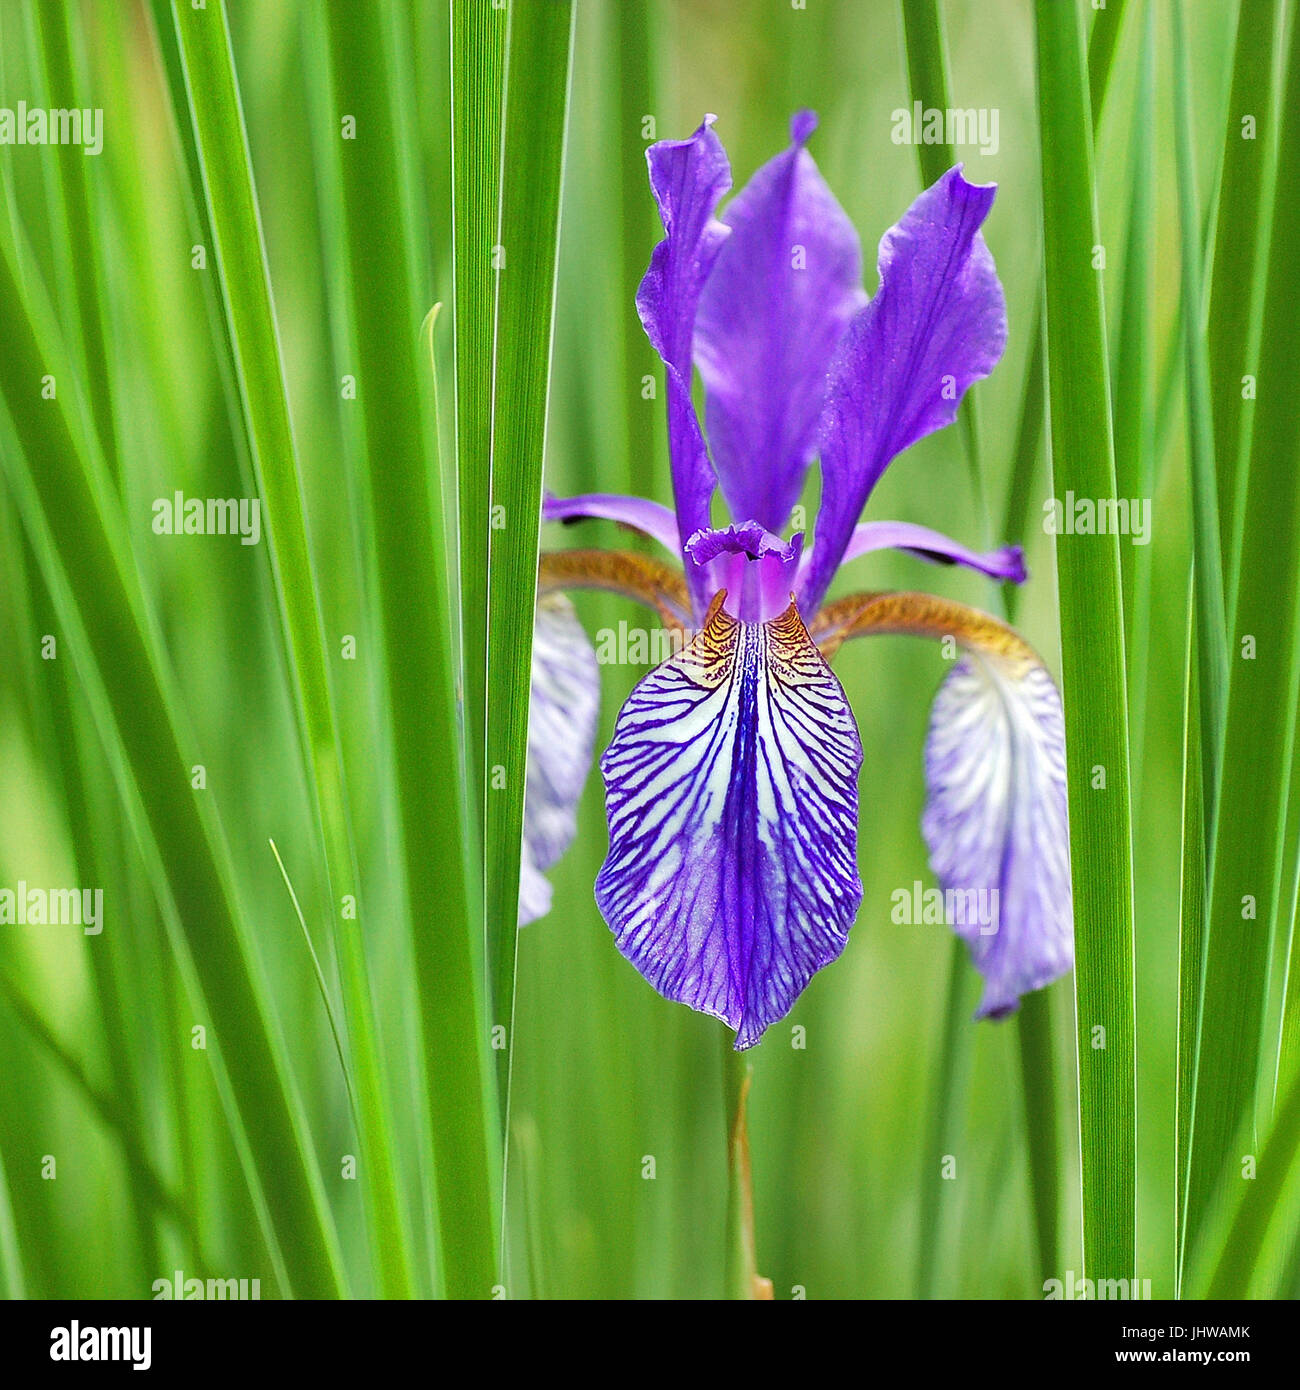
top-left (944, 161), bottom-right (998, 202)
top-left (790, 108), bottom-right (818, 145)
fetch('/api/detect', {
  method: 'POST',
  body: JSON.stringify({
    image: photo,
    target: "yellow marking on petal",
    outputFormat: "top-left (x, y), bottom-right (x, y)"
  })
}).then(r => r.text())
top-left (811, 589), bottom-right (1040, 669)
top-left (539, 548), bottom-right (692, 635)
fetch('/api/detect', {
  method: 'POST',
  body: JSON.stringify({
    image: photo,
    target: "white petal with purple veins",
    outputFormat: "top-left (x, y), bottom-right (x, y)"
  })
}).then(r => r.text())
top-left (922, 649), bottom-right (1072, 1017)
top-left (596, 598), bottom-right (863, 1048)
top-left (518, 595), bottom-right (600, 926)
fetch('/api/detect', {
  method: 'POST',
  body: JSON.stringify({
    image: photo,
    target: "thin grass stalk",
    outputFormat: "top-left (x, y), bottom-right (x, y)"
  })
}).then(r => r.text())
top-left (33, 0), bottom-right (117, 482)
top-left (898, 0), bottom-right (984, 526)
top-left (1175, 585), bottom-right (1204, 1295)
top-left (1086, 0), bottom-right (1129, 122)
top-left (721, 1040), bottom-right (769, 1300)
top-left (897, 1), bottom-right (1000, 1297)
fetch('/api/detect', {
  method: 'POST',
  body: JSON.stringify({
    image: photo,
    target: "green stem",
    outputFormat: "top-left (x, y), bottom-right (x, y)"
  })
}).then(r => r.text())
top-left (722, 1036), bottom-right (770, 1300)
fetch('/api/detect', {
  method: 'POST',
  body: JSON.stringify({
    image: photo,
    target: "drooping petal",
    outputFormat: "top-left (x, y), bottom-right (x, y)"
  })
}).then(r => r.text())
top-left (595, 595), bottom-right (863, 1049)
top-left (806, 588), bottom-right (1072, 1015)
top-left (923, 649), bottom-right (1071, 1017)
top-left (518, 594), bottom-right (601, 926)
top-left (538, 547), bottom-right (693, 633)
top-left (684, 521), bottom-right (802, 623)
top-left (694, 110), bottom-right (867, 532)
top-left (637, 116), bottom-right (731, 554)
top-left (543, 492), bottom-right (679, 555)
top-left (834, 519), bottom-right (1026, 583)
top-left (802, 167), bottom-right (1007, 612)
top-left (518, 841), bottom-right (553, 927)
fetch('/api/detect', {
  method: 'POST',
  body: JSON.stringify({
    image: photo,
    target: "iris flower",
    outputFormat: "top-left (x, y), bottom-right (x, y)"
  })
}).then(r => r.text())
top-left (521, 112), bottom-right (1071, 1049)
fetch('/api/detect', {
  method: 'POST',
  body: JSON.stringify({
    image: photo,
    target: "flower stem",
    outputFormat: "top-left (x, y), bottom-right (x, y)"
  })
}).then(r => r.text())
top-left (722, 1035), bottom-right (773, 1299)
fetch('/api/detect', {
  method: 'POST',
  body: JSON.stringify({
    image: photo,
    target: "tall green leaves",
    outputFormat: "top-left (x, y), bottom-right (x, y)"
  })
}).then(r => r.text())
top-left (322, 1), bottom-right (498, 1297)
top-left (449, 0), bottom-right (575, 1287)
top-left (483, 1), bottom-right (575, 1062)
top-left (0, 140), bottom-right (347, 1301)
top-left (450, 0), bottom-right (505, 841)
top-left (1183, 0), bottom-right (1300, 1286)
top-left (1034, 0), bottom-right (1136, 1283)
top-left (170, 0), bottom-right (414, 1298)
top-left (1208, 0), bottom-right (1278, 588)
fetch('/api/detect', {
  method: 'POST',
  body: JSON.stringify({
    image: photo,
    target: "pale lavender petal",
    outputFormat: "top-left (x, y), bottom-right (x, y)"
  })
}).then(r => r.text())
top-left (595, 599), bottom-right (863, 1049)
top-left (684, 521), bottom-right (803, 623)
top-left (802, 167), bottom-right (1007, 612)
top-left (922, 646), bottom-right (1072, 1017)
top-left (835, 520), bottom-right (1026, 583)
top-left (518, 842), bottom-right (552, 927)
top-left (518, 594), bottom-right (601, 926)
top-left (637, 116), bottom-right (731, 552)
top-left (694, 110), bottom-right (867, 531)
top-left (542, 492), bottom-right (679, 554)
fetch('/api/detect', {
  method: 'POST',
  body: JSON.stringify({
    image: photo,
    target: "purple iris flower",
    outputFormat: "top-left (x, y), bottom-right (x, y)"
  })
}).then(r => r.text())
top-left (523, 112), bottom-right (1072, 1049)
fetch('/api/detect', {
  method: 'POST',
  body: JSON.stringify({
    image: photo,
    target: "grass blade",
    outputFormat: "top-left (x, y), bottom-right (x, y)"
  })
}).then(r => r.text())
top-left (0, 197), bottom-right (346, 1297)
top-left (169, 0), bottom-right (413, 1296)
top-left (1182, 0), bottom-right (1300, 1276)
top-left (451, 0), bottom-right (507, 843)
top-left (484, 1), bottom-right (575, 1078)
top-left (1207, 0), bottom-right (1280, 592)
top-left (323, 0), bottom-right (501, 1296)
top-left (1111, 0), bottom-right (1157, 793)
top-left (1175, 585), bottom-right (1204, 1293)
top-left (1171, 0), bottom-right (1229, 842)
top-left (1034, 0), bottom-right (1136, 1285)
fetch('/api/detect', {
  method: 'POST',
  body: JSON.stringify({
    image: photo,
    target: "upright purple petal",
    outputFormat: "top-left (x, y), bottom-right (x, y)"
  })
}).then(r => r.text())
top-left (637, 116), bottom-right (731, 555)
top-left (543, 492), bottom-right (680, 554)
top-left (802, 167), bottom-right (1007, 612)
top-left (834, 519), bottom-right (1026, 583)
top-left (694, 110), bottom-right (867, 532)
top-left (922, 645), bottom-right (1072, 1017)
top-left (596, 597), bottom-right (863, 1049)
top-left (518, 595), bottom-right (601, 926)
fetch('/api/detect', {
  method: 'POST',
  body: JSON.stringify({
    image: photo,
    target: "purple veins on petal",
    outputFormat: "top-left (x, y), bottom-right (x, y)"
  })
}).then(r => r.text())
top-left (518, 594), bottom-right (601, 927)
top-left (595, 595), bottom-right (863, 1049)
top-left (693, 108), bottom-right (867, 533)
top-left (921, 645), bottom-right (1072, 1017)
top-left (803, 165), bottom-right (1008, 613)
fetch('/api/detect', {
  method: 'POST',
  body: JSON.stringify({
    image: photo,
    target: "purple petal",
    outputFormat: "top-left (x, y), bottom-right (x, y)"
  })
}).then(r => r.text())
top-left (637, 116), bottom-right (731, 554)
top-left (922, 647), bottom-right (1072, 1017)
top-left (694, 110), bottom-right (867, 532)
top-left (802, 167), bottom-right (1007, 612)
top-left (518, 595), bottom-right (601, 926)
top-left (835, 520), bottom-right (1026, 583)
top-left (595, 598), bottom-right (863, 1049)
top-left (684, 521), bottom-right (803, 623)
top-left (542, 492), bottom-right (679, 555)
